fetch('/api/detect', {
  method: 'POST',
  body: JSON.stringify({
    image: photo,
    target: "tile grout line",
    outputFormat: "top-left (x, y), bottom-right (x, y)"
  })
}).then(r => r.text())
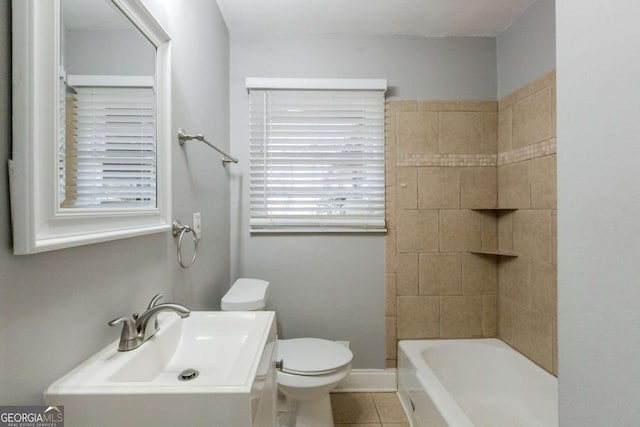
top-left (370, 392), bottom-right (384, 425)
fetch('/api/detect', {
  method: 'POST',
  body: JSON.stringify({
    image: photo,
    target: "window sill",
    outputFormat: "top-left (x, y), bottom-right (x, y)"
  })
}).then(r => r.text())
top-left (250, 228), bottom-right (388, 234)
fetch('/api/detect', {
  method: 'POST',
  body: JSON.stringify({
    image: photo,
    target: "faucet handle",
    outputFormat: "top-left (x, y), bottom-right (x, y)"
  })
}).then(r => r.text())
top-left (108, 316), bottom-right (137, 336)
top-left (108, 316), bottom-right (140, 351)
top-left (147, 294), bottom-right (164, 310)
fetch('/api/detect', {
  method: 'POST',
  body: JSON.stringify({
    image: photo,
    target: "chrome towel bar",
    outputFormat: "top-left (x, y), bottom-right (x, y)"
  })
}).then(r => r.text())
top-left (177, 128), bottom-right (239, 166)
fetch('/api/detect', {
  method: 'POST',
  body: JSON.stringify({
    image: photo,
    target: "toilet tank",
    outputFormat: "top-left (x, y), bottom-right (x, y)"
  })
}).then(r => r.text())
top-left (221, 278), bottom-right (269, 311)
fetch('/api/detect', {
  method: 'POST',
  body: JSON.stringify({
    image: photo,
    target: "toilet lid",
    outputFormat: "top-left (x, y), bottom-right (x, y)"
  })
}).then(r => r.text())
top-left (277, 338), bottom-right (353, 376)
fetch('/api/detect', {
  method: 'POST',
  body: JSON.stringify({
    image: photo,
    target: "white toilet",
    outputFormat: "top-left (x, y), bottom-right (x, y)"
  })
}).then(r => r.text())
top-left (222, 278), bottom-right (353, 427)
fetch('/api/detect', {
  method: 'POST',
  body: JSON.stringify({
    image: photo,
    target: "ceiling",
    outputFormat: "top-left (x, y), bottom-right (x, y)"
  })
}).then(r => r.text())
top-left (216, 0), bottom-right (537, 37)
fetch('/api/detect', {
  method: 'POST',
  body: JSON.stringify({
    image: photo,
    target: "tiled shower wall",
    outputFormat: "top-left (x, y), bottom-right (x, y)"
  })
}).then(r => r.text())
top-left (385, 71), bottom-right (557, 374)
top-left (385, 100), bottom-right (501, 368)
top-left (497, 70), bottom-right (557, 374)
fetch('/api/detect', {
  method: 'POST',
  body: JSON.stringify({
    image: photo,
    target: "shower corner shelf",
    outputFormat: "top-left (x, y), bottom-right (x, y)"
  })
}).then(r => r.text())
top-left (469, 250), bottom-right (519, 257)
top-left (470, 208), bottom-right (518, 213)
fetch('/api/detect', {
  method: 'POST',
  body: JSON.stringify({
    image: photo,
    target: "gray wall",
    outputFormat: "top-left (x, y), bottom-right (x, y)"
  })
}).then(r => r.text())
top-left (496, 0), bottom-right (555, 98)
top-left (229, 33), bottom-right (496, 368)
top-left (64, 29), bottom-right (155, 75)
top-left (0, 0), bottom-right (230, 404)
top-left (557, 1), bottom-right (640, 425)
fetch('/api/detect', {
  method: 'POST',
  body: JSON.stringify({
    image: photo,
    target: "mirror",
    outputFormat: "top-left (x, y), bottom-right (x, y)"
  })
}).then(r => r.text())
top-left (11, 0), bottom-right (171, 254)
top-left (60, 0), bottom-right (156, 209)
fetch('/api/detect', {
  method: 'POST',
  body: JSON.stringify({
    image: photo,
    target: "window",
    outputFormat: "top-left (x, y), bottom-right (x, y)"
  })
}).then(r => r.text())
top-left (60, 80), bottom-right (156, 209)
top-left (247, 79), bottom-right (386, 232)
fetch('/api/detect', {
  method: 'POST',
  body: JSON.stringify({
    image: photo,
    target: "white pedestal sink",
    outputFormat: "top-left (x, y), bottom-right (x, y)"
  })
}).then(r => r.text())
top-left (45, 311), bottom-right (277, 427)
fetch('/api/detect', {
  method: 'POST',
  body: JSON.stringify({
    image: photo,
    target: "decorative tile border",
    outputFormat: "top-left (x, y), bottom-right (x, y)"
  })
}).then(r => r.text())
top-left (397, 153), bottom-right (497, 167)
top-left (498, 139), bottom-right (556, 166)
top-left (499, 70), bottom-right (556, 111)
top-left (395, 139), bottom-right (556, 168)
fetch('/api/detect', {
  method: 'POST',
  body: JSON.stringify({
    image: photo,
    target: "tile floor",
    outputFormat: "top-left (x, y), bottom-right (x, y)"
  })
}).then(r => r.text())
top-left (330, 392), bottom-right (409, 426)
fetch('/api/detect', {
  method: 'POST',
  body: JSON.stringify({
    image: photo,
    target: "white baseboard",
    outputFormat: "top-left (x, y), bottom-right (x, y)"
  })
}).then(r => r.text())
top-left (333, 368), bottom-right (397, 392)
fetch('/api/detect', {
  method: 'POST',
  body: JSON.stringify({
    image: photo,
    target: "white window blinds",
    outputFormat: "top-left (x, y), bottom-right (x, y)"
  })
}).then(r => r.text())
top-left (60, 86), bottom-right (156, 208)
top-left (248, 87), bottom-right (386, 232)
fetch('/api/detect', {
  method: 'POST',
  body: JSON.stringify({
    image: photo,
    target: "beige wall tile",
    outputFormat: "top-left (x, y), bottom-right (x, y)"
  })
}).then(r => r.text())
top-left (397, 253), bottom-right (419, 296)
top-left (418, 167), bottom-right (460, 209)
top-left (385, 103), bottom-right (401, 156)
top-left (396, 167), bottom-right (418, 208)
top-left (440, 296), bottom-right (483, 338)
top-left (512, 308), bottom-right (554, 372)
top-left (439, 112), bottom-right (498, 154)
top-left (385, 101), bottom-right (418, 159)
top-left (419, 253), bottom-right (462, 296)
top-left (372, 393), bottom-right (409, 423)
top-left (418, 100), bottom-right (460, 111)
top-left (385, 273), bottom-right (397, 316)
top-left (439, 210), bottom-right (482, 252)
top-left (499, 84), bottom-right (531, 111)
top-left (480, 211), bottom-right (498, 251)
top-left (386, 359), bottom-right (397, 369)
top-left (387, 100), bottom-right (418, 155)
top-left (460, 167), bottom-right (497, 209)
top-left (397, 296), bottom-right (440, 339)
top-left (498, 258), bottom-right (531, 308)
top-left (483, 295), bottom-right (497, 337)
top-left (551, 81), bottom-right (557, 138)
top-left (397, 112), bottom-right (439, 154)
top-left (462, 253), bottom-right (497, 294)
top-left (385, 230), bottom-right (397, 272)
top-left (386, 150), bottom-right (397, 187)
top-left (552, 319), bottom-right (558, 376)
top-left (386, 116), bottom-right (397, 156)
top-left (551, 210), bottom-right (557, 264)
top-left (386, 316), bottom-right (397, 359)
top-left (498, 296), bottom-right (513, 343)
top-left (498, 212), bottom-right (514, 252)
top-left (386, 186), bottom-right (397, 230)
top-left (387, 100), bottom-right (418, 113)
top-left (397, 210), bottom-right (439, 252)
top-left (531, 261), bottom-right (557, 319)
top-left (513, 210), bottom-right (552, 262)
top-left (331, 393), bottom-right (380, 424)
top-left (512, 88), bottom-right (552, 149)
top-left (498, 161), bottom-right (530, 209)
top-left (530, 155), bottom-right (557, 209)
top-left (460, 100), bottom-right (498, 112)
top-left (498, 106), bottom-right (513, 153)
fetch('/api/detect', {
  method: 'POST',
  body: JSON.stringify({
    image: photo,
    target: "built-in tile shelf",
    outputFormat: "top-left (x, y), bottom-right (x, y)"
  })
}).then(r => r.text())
top-left (471, 208), bottom-right (518, 213)
top-left (468, 208), bottom-right (519, 257)
top-left (470, 250), bottom-right (519, 257)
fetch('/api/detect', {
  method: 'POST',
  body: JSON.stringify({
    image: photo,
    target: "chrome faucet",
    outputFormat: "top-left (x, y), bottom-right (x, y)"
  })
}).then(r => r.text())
top-left (108, 294), bottom-right (191, 351)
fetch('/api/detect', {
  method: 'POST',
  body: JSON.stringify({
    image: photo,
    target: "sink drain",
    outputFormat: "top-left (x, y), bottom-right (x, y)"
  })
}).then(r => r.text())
top-left (178, 368), bottom-right (199, 381)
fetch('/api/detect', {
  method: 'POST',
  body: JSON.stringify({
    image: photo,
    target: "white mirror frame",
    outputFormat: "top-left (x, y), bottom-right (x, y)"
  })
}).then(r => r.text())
top-left (10, 0), bottom-right (172, 255)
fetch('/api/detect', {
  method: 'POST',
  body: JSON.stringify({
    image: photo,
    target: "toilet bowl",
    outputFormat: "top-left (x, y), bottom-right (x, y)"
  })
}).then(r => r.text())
top-left (221, 278), bottom-right (353, 425)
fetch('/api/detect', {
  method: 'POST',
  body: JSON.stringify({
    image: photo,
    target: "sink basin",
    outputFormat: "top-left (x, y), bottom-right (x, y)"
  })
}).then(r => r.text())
top-left (46, 311), bottom-right (277, 426)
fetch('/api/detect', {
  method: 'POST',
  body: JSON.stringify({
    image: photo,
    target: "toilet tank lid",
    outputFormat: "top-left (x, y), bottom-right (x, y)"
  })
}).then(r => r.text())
top-left (221, 278), bottom-right (269, 311)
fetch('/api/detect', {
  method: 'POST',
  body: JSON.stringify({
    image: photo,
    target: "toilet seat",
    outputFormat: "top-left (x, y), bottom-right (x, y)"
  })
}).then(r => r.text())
top-left (277, 363), bottom-right (353, 402)
top-left (278, 338), bottom-right (353, 376)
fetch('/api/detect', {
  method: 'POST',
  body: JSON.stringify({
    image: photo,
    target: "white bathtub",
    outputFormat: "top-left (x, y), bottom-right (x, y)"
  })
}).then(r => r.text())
top-left (398, 339), bottom-right (558, 427)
